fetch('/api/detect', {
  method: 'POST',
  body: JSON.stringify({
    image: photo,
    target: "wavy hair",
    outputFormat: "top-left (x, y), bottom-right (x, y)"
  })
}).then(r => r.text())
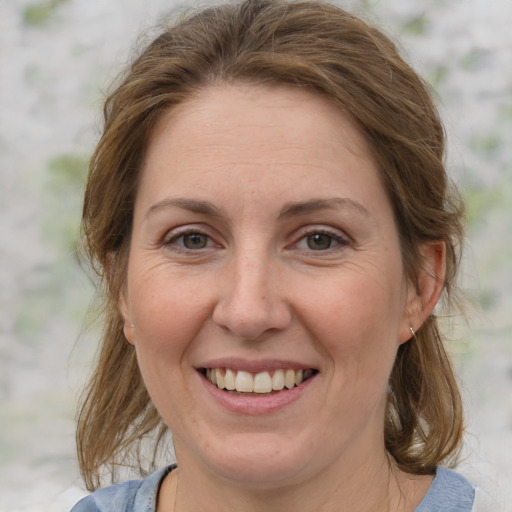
top-left (77, 0), bottom-right (465, 490)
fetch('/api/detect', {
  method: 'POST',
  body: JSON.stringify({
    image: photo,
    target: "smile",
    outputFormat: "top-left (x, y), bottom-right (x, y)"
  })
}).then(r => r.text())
top-left (202, 368), bottom-right (316, 394)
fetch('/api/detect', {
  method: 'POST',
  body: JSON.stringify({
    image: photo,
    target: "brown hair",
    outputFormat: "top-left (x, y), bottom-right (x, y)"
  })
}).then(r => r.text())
top-left (78, 0), bottom-right (465, 490)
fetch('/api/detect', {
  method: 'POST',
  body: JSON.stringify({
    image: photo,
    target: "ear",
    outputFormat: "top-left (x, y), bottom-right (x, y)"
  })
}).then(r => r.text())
top-left (399, 240), bottom-right (446, 344)
top-left (106, 250), bottom-right (135, 346)
top-left (119, 286), bottom-right (135, 346)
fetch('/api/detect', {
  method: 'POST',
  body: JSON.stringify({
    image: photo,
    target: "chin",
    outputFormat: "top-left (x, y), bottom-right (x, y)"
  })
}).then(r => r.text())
top-left (197, 433), bottom-right (314, 488)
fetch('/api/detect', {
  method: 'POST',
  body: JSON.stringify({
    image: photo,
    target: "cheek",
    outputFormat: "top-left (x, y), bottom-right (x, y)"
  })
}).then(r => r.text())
top-left (130, 264), bottom-right (212, 337)
top-left (127, 267), bottom-right (214, 387)
top-left (300, 266), bottom-right (405, 381)
top-left (128, 274), bottom-right (211, 428)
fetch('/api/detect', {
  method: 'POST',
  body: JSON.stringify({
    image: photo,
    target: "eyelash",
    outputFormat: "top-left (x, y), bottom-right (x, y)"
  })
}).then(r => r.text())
top-left (163, 227), bottom-right (349, 253)
top-left (163, 228), bottom-right (218, 252)
top-left (292, 228), bottom-right (349, 252)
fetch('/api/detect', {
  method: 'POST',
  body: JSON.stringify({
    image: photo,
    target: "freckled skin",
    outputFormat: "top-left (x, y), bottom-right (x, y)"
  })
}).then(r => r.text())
top-left (121, 84), bottom-right (439, 511)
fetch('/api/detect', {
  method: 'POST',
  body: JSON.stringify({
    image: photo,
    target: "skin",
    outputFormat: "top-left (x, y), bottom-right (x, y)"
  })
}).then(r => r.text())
top-left (120, 84), bottom-right (445, 511)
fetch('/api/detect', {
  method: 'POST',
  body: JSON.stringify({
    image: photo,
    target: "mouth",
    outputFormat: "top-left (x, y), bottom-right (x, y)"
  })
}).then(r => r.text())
top-left (199, 367), bottom-right (318, 396)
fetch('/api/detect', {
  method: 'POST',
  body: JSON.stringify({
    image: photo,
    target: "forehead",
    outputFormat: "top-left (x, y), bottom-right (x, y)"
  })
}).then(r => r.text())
top-left (137, 83), bottom-right (388, 219)
top-left (150, 83), bottom-right (371, 160)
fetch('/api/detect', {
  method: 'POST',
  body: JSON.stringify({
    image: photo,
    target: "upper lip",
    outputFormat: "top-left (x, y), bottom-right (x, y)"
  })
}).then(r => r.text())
top-left (195, 358), bottom-right (319, 374)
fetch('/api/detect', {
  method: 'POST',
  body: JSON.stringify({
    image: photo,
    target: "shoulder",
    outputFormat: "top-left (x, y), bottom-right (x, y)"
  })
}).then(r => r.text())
top-left (70, 467), bottom-right (171, 512)
top-left (415, 467), bottom-right (475, 512)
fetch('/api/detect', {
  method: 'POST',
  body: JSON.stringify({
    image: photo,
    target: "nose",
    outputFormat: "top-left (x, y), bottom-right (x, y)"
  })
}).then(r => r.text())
top-left (212, 250), bottom-right (292, 340)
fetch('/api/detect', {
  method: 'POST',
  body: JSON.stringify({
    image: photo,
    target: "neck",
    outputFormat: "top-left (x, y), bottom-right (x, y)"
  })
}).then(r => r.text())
top-left (163, 449), bottom-right (426, 512)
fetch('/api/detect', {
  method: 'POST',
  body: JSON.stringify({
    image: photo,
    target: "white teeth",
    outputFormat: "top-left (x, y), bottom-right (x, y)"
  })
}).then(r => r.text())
top-left (253, 371), bottom-right (273, 393)
top-left (272, 369), bottom-right (285, 390)
top-left (224, 368), bottom-right (236, 390)
top-left (285, 369), bottom-right (296, 389)
top-left (235, 371), bottom-right (254, 392)
top-left (215, 368), bottom-right (225, 389)
top-left (207, 367), bottom-right (314, 393)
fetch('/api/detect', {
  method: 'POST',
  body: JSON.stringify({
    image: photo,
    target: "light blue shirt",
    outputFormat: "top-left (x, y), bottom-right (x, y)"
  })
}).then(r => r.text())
top-left (415, 467), bottom-right (476, 511)
top-left (71, 466), bottom-right (475, 511)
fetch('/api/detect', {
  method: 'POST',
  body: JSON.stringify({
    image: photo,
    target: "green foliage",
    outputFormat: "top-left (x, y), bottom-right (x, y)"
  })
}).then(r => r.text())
top-left (477, 288), bottom-right (499, 312)
top-left (498, 102), bottom-right (512, 122)
top-left (48, 154), bottom-right (88, 191)
top-left (43, 152), bottom-right (89, 252)
top-left (14, 152), bottom-right (91, 337)
top-left (428, 65), bottom-right (449, 88)
top-left (14, 285), bottom-right (52, 337)
top-left (23, 0), bottom-right (69, 27)
top-left (0, 409), bottom-right (20, 465)
top-left (461, 48), bottom-right (487, 71)
top-left (402, 13), bottom-right (429, 35)
top-left (471, 133), bottom-right (502, 157)
top-left (463, 182), bottom-right (502, 229)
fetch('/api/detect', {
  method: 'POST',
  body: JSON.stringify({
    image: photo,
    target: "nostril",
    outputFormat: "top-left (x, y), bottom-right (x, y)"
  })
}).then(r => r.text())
top-left (212, 302), bottom-right (292, 340)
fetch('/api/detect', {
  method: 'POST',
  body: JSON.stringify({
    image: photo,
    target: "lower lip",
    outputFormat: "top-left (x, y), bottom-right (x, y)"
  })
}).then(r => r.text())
top-left (200, 373), bottom-right (316, 415)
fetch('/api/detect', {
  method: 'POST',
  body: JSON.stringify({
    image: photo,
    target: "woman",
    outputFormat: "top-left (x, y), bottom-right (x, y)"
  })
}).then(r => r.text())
top-left (72, 1), bottom-right (480, 510)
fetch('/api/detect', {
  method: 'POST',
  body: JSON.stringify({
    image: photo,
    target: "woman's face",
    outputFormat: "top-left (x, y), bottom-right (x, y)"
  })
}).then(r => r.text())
top-left (121, 84), bottom-right (417, 487)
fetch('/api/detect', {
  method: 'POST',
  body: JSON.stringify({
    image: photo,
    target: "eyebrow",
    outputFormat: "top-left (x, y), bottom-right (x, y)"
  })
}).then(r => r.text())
top-left (145, 198), bottom-right (223, 219)
top-left (278, 198), bottom-right (371, 219)
top-left (145, 196), bottom-right (371, 220)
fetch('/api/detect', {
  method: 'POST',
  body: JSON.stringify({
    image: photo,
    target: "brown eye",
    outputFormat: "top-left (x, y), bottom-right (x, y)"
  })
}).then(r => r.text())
top-left (306, 233), bottom-right (334, 250)
top-left (182, 233), bottom-right (209, 249)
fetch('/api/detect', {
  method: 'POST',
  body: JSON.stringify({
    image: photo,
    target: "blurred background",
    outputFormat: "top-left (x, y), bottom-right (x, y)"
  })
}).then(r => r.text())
top-left (1, 0), bottom-right (511, 510)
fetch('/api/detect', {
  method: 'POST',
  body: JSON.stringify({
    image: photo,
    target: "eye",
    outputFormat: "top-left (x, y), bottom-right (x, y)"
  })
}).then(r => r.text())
top-left (164, 230), bottom-right (216, 251)
top-left (181, 233), bottom-right (209, 249)
top-left (305, 233), bottom-right (336, 250)
top-left (294, 229), bottom-right (349, 252)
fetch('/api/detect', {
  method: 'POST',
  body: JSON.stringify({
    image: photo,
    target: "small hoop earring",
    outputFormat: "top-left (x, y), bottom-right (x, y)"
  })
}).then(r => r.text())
top-left (409, 326), bottom-right (415, 337)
